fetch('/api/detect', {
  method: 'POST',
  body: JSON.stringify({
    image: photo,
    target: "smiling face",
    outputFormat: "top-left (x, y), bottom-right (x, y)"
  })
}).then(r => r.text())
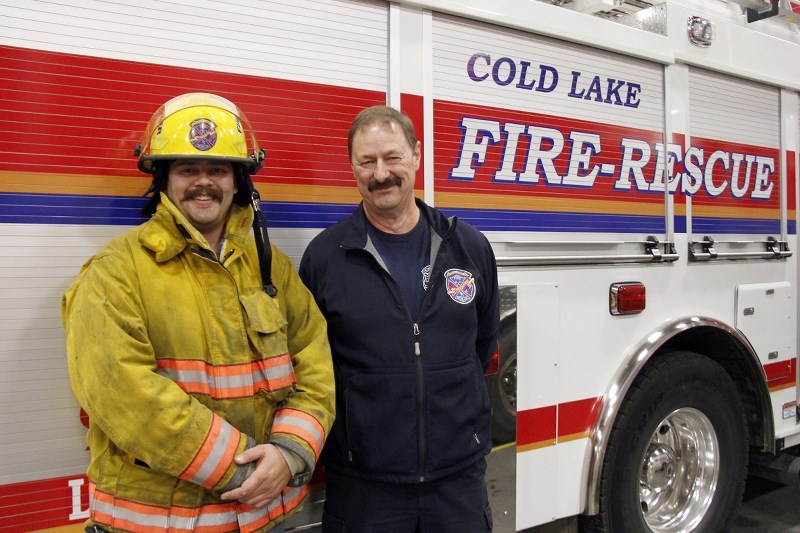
top-left (350, 121), bottom-right (420, 223)
top-left (165, 159), bottom-right (237, 249)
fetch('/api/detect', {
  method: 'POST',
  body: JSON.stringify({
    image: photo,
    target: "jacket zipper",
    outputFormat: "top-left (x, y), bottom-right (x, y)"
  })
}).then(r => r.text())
top-left (414, 322), bottom-right (425, 482)
top-left (357, 236), bottom-right (447, 482)
top-left (220, 248), bottom-right (235, 265)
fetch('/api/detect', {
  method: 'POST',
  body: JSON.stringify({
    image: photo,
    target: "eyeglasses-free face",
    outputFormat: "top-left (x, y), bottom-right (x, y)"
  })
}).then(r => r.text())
top-left (166, 159), bottom-right (237, 250)
top-left (350, 122), bottom-right (420, 222)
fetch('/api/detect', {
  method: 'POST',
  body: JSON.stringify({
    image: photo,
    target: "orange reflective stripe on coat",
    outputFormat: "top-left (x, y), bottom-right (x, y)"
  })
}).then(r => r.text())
top-left (272, 408), bottom-right (326, 460)
top-left (89, 482), bottom-right (307, 532)
top-left (157, 354), bottom-right (295, 399)
top-left (181, 415), bottom-right (242, 489)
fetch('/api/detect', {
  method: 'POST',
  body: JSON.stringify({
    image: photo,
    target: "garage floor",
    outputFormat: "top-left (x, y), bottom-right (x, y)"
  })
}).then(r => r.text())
top-left (486, 444), bottom-right (800, 533)
top-left (294, 443), bottom-right (800, 533)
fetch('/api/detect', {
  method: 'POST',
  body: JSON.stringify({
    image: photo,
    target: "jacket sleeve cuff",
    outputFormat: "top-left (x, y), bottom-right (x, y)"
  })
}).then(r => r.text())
top-left (275, 444), bottom-right (304, 477)
top-left (270, 436), bottom-right (314, 486)
top-left (217, 435), bottom-right (257, 493)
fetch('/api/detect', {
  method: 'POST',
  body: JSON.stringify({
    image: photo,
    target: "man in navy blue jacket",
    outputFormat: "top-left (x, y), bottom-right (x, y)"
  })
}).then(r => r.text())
top-left (299, 105), bottom-right (500, 532)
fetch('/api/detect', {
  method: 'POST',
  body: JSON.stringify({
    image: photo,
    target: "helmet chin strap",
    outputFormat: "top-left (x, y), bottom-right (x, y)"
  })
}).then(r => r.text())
top-left (141, 164), bottom-right (168, 216)
top-left (245, 176), bottom-right (278, 298)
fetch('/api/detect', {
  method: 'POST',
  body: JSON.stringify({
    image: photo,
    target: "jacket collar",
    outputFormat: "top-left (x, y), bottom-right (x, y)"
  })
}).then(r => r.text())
top-left (341, 198), bottom-right (454, 250)
top-left (139, 193), bottom-right (253, 262)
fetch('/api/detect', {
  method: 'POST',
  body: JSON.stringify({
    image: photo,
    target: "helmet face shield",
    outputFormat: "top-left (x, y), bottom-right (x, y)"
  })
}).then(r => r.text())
top-left (136, 93), bottom-right (264, 174)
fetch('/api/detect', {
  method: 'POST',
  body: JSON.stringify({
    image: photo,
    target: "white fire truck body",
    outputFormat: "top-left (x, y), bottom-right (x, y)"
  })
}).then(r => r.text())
top-left (1, 0), bottom-right (799, 531)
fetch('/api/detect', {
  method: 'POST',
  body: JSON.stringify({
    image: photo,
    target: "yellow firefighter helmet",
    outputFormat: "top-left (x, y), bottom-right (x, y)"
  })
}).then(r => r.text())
top-left (135, 92), bottom-right (264, 173)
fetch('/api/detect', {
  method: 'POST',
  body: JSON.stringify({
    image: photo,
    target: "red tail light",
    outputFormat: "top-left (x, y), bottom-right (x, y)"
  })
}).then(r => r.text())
top-left (610, 282), bottom-right (646, 315)
top-left (485, 342), bottom-right (500, 375)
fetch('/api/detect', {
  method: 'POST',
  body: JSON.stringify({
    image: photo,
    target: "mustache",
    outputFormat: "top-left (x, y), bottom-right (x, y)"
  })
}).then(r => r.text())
top-left (368, 176), bottom-right (402, 192)
top-left (183, 188), bottom-right (222, 201)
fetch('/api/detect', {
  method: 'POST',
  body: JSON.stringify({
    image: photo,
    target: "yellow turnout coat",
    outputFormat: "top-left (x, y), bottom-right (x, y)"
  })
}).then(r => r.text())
top-left (63, 195), bottom-right (334, 532)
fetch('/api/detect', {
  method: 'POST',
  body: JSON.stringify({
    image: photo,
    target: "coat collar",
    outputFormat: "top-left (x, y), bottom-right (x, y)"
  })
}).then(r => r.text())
top-left (139, 193), bottom-right (253, 262)
top-left (340, 198), bottom-right (454, 250)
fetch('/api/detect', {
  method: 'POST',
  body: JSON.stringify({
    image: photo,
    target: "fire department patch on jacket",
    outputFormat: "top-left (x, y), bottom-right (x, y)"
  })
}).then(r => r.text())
top-left (444, 268), bottom-right (476, 304)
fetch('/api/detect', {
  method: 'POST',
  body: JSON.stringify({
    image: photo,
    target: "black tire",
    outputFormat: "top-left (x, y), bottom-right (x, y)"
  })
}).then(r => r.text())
top-left (581, 351), bottom-right (748, 533)
top-left (487, 319), bottom-right (517, 444)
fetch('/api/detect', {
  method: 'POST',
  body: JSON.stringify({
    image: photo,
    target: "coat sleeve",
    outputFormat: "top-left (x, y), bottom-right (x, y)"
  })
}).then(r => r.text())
top-left (475, 233), bottom-right (500, 370)
top-left (298, 240), bottom-right (324, 313)
top-left (62, 250), bottom-right (254, 494)
top-left (267, 245), bottom-right (335, 483)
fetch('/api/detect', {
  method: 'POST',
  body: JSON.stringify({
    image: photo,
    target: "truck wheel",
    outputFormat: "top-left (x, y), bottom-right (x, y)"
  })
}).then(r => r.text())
top-left (582, 351), bottom-right (747, 533)
top-left (487, 320), bottom-right (517, 444)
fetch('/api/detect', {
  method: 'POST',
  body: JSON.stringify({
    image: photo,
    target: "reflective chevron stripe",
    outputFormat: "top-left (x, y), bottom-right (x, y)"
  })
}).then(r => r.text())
top-left (181, 415), bottom-right (242, 489)
top-left (157, 354), bottom-right (295, 399)
top-left (271, 408), bottom-right (326, 459)
top-left (89, 483), bottom-right (308, 532)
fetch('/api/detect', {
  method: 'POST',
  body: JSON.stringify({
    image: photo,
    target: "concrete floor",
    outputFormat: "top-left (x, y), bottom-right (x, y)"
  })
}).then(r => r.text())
top-left (292, 444), bottom-right (800, 532)
top-left (732, 477), bottom-right (800, 532)
top-left (489, 444), bottom-right (800, 533)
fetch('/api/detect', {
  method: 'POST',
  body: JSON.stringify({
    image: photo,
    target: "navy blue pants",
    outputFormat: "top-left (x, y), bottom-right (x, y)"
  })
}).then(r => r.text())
top-left (321, 458), bottom-right (492, 533)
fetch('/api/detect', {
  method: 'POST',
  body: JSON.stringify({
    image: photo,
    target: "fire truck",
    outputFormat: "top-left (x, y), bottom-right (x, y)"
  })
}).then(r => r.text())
top-left (1, 0), bottom-right (799, 531)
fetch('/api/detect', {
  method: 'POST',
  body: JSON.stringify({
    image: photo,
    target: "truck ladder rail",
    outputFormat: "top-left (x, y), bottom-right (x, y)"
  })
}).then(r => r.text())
top-left (495, 236), bottom-right (679, 266)
top-left (689, 236), bottom-right (792, 261)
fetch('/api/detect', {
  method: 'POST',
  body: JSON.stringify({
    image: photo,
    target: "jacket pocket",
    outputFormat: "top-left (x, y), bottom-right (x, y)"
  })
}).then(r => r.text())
top-left (345, 370), bottom-right (418, 475)
top-left (239, 288), bottom-right (295, 401)
top-left (424, 357), bottom-right (491, 474)
top-left (113, 458), bottom-right (182, 506)
top-left (239, 287), bottom-right (288, 336)
top-left (322, 507), bottom-right (348, 533)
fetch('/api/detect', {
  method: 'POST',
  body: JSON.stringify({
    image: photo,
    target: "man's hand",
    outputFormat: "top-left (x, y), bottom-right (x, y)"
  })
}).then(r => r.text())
top-left (220, 443), bottom-right (291, 508)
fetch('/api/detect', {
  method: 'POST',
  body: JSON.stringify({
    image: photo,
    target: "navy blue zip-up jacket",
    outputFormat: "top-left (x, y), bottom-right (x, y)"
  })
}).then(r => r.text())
top-left (299, 199), bottom-right (500, 484)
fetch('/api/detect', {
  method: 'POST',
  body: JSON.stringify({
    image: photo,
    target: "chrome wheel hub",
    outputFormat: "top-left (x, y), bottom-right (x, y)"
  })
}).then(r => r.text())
top-left (639, 407), bottom-right (719, 532)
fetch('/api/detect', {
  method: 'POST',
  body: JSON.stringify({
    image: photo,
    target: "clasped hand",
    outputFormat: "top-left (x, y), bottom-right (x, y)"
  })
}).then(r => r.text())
top-left (220, 443), bottom-right (291, 508)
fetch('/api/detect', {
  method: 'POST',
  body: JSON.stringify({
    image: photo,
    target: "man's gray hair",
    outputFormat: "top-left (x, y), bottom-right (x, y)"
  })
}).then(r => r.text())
top-left (348, 106), bottom-right (418, 159)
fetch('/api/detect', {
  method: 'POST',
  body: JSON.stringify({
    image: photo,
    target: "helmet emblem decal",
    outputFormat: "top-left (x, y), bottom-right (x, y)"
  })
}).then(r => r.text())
top-left (189, 118), bottom-right (218, 151)
top-left (444, 268), bottom-right (476, 304)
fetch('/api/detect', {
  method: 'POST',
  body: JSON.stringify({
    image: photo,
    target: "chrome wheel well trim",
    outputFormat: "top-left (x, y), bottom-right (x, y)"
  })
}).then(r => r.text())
top-left (584, 315), bottom-right (772, 516)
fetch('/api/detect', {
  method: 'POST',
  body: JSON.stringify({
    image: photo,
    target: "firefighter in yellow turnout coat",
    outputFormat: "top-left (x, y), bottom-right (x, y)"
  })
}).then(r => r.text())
top-left (62, 93), bottom-right (334, 533)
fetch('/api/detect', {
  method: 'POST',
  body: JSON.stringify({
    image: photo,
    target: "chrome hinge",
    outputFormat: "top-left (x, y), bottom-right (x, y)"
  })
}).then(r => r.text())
top-left (645, 235), bottom-right (677, 262)
top-left (766, 236), bottom-right (790, 257)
